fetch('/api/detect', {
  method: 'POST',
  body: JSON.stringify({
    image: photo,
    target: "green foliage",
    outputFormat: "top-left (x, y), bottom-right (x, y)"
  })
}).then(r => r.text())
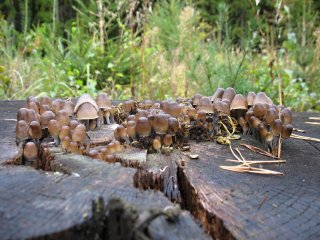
top-left (0, 0), bottom-right (319, 112)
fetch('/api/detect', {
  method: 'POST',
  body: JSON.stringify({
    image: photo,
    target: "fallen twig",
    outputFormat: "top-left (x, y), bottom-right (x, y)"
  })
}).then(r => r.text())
top-left (304, 122), bottom-right (320, 125)
top-left (225, 159), bottom-right (286, 165)
top-left (220, 165), bottom-right (283, 175)
top-left (240, 144), bottom-right (278, 159)
top-left (291, 134), bottom-right (320, 142)
top-left (309, 117), bottom-right (320, 120)
top-left (293, 128), bottom-right (306, 133)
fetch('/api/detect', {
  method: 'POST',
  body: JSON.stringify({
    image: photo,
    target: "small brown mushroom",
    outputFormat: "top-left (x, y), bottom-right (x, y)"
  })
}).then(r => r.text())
top-left (56, 110), bottom-right (70, 127)
top-left (16, 120), bottom-right (29, 146)
top-left (52, 99), bottom-right (64, 114)
top-left (222, 87), bottom-right (236, 103)
top-left (71, 124), bottom-right (87, 145)
top-left (68, 141), bottom-right (79, 154)
top-left (28, 121), bottom-right (42, 145)
top-left (152, 114), bottom-right (169, 135)
top-left (253, 92), bottom-right (273, 106)
top-left (265, 108), bottom-right (279, 125)
top-left (197, 96), bottom-right (214, 114)
top-left (48, 119), bottom-right (61, 145)
top-left (114, 125), bottom-right (129, 143)
top-left (28, 101), bottom-right (39, 114)
top-left (152, 136), bottom-right (162, 153)
top-left (281, 124), bottom-right (293, 139)
top-left (61, 136), bottom-right (71, 151)
top-left (163, 134), bottom-right (173, 148)
top-left (62, 100), bottom-right (75, 117)
top-left (23, 141), bottom-right (38, 166)
top-left (192, 93), bottom-right (202, 107)
top-left (69, 120), bottom-right (79, 130)
top-left (246, 92), bottom-right (256, 108)
top-left (75, 102), bottom-right (99, 130)
top-left (126, 120), bottom-right (136, 141)
top-left (39, 104), bottom-right (51, 115)
top-left (135, 117), bottom-right (152, 138)
top-left (211, 88), bottom-right (224, 102)
top-left (230, 94), bottom-right (248, 119)
top-left (280, 108), bottom-right (292, 125)
top-left (59, 125), bottom-right (70, 142)
top-left (272, 119), bottom-right (282, 136)
top-left (40, 96), bottom-right (52, 107)
top-left (40, 111), bottom-right (56, 130)
top-left (17, 108), bottom-right (29, 122)
top-left (253, 103), bottom-right (268, 119)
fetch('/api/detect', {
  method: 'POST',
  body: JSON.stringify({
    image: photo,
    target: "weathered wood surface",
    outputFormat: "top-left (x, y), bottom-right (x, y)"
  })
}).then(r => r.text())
top-left (0, 101), bottom-right (319, 240)
top-left (0, 101), bottom-right (208, 240)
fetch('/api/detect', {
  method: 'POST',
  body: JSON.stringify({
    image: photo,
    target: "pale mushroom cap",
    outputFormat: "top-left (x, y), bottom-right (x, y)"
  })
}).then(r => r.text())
top-left (59, 125), bottom-right (70, 140)
top-left (48, 119), bottom-right (60, 137)
top-left (39, 104), bottom-right (51, 115)
top-left (61, 136), bottom-right (71, 150)
top-left (197, 96), bottom-right (214, 113)
top-left (122, 100), bottom-right (135, 113)
top-left (115, 125), bottom-right (127, 139)
top-left (163, 134), bottom-right (173, 147)
top-left (136, 117), bottom-right (152, 137)
top-left (40, 111), bottom-right (56, 129)
top-left (71, 124), bottom-right (86, 143)
top-left (52, 99), bottom-right (64, 114)
top-left (213, 100), bottom-right (230, 115)
top-left (96, 93), bottom-right (112, 110)
top-left (27, 109), bottom-right (39, 123)
top-left (247, 92), bottom-right (256, 107)
top-left (127, 115), bottom-right (136, 123)
top-left (253, 92), bottom-right (273, 105)
top-left (222, 87), bottom-right (236, 103)
top-left (152, 136), bottom-right (162, 151)
top-left (69, 120), bottom-right (79, 130)
top-left (192, 93), bottom-right (202, 106)
top-left (126, 121), bottom-right (136, 138)
top-left (211, 88), bottom-right (224, 102)
top-left (29, 121), bottom-right (42, 140)
top-left (74, 94), bottom-right (99, 113)
top-left (16, 120), bottom-right (29, 140)
top-left (87, 149), bottom-right (99, 159)
top-left (76, 102), bottom-right (99, 120)
top-left (23, 141), bottom-right (38, 160)
top-left (166, 102), bottom-right (182, 118)
top-left (68, 141), bottom-right (79, 154)
top-left (230, 94), bottom-right (248, 110)
top-left (27, 101), bottom-right (39, 114)
top-left (135, 110), bottom-right (149, 119)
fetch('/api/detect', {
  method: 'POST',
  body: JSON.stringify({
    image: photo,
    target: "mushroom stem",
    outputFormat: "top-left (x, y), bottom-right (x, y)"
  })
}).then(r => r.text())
top-left (104, 111), bottom-right (111, 124)
top-left (53, 136), bottom-right (60, 146)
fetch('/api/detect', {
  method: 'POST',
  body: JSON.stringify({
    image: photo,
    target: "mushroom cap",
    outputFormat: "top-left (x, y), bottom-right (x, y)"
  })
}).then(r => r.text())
top-left (211, 88), bottom-right (224, 102)
top-left (27, 109), bottom-right (39, 123)
top-left (76, 102), bottom-right (98, 120)
top-left (27, 101), bottom-right (39, 114)
top-left (230, 94), bottom-right (248, 110)
top-left (107, 142), bottom-right (116, 153)
top-left (29, 121), bottom-right (42, 140)
top-left (272, 119), bottom-right (282, 136)
top-left (265, 108), bottom-right (279, 125)
top-left (135, 110), bottom-right (149, 119)
top-left (222, 87), bottom-right (236, 103)
top-left (17, 108), bottom-right (29, 122)
top-left (56, 109), bottom-right (71, 126)
top-left (253, 103), bottom-right (268, 118)
top-left (253, 92), bottom-right (273, 105)
top-left (39, 104), bottom-right (51, 115)
top-left (52, 99), bottom-right (64, 114)
top-left (63, 100), bottom-right (75, 117)
top-left (136, 117), bottom-right (152, 137)
top-left (250, 116), bottom-right (261, 128)
top-left (16, 120), bottom-right (29, 140)
top-left (48, 119), bottom-right (60, 137)
top-left (245, 108), bottom-right (254, 122)
top-left (246, 92), bottom-right (256, 107)
top-left (152, 136), bottom-right (162, 151)
top-left (68, 141), bottom-right (79, 154)
top-left (168, 117), bottom-right (179, 133)
top-left (105, 154), bottom-right (116, 163)
top-left (257, 122), bottom-right (268, 138)
top-left (186, 106), bottom-right (197, 119)
top-left (96, 93), bottom-right (112, 110)
top-left (197, 96), bottom-right (214, 113)
top-left (61, 136), bottom-right (71, 150)
top-left (69, 119), bottom-right (79, 130)
top-left (115, 125), bottom-right (127, 140)
top-left (71, 124), bottom-right (86, 143)
top-left (113, 140), bottom-right (122, 152)
top-left (59, 125), bottom-right (70, 140)
top-left (281, 124), bottom-right (293, 139)
top-left (74, 94), bottom-right (99, 113)
top-left (27, 96), bottom-right (40, 109)
top-left (87, 149), bottom-right (100, 159)
top-left (163, 134), bottom-right (173, 147)
top-left (192, 93), bottom-right (202, 106)
top-left (196, 110), bottom-right (206, 122)
top-left (126, 121), bottom-right (136, 139)
top-left (280, 108), bottom-right (292, 124)
top-left (40, 111), bottom-right (56, 129)
top-left (122, 100), bottom-right (135, 113)
top-left (152, 114), bottom-right (169, 134)
top-left (127, 115), bottom-right (136, 123)
top-left (40, 96), bottom-right (52, 107)
top-left (165, 101), bottom-right (182, 118)
top-left (213, 100), bottom-right (230, 115)
top-left (23, 142), bottom-right (38, 160)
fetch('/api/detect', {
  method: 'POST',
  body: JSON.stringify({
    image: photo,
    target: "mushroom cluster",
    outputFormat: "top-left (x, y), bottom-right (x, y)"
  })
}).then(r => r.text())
top-left (16, 93), bottom-right (115, 167)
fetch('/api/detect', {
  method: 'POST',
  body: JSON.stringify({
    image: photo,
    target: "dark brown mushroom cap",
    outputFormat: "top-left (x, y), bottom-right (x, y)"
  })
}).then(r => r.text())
top-left (48, 119), bottom-right (60, 137)
top-left (76, 102), bottom-right (98, 120)
top-left (213, 100), bottom-right (230, 115)
top-left (71, 124), bottom-right (86, 144)
top-left (211, 88), bottom-right (224, 102)
top-left (74, 94), bottom-right (99, 113)
top-left (39, 104), bottom-right (51, 115)
top-left (16, 120), bottom-right (29, 141)
top-left (253, 92), bottom-right (273, 105)
top-left (27, 96), bottom-right (40, 109)
top-left (152, 114), bottom-right (169, 134)
top-left (257, 122), bottom-right (268, 138)
top-left (27, 109), bottom-right (39, 124)
top-left (165, 102), bottom-right (182, 118)
top-left (29, 121), bottom-right (42, 140)
top-left (222, 87), bottom-right (236, 103)
top-left (265, 108), bottom-right (279, 125)
top-left (96, 93), bottom-right (112, 110)
top-left (136, 117), bottom-right (152, 137)
top-left (63, 100), bottom-right (75, 117)
top-left (245, 108), bottom-right (254, 123)
top-left (17, 108), bottom-right (29, 122)
top-left (265, 132), bottom-right (273, 143)
top-left (186, 106), bottom-right (197, 119)
top-left (40, 96), bottom-right (52, 107)
top-left (23, 142), bottom-right (38, 161)
top-left (281, 124), bottom-right (293, 139)
top-left (195, 110), bottom-right (206, 122)
top-left (197, 96), bottom-right (214, 113)
top-left (56, 109), bottom-right (71, 126)
top-left (230, 94), bottom-right (248, 110)
top-left (89, 119), bottom-right (97, 130)
top-left (246, 92), bottom-right (256, 107)
top-left (250, 116), bottom-right (262, 128)
top-left (238, 117), bottom-right (248, 131)
top-left (192, 93), bottom-right (202, 106)
top-left (253, 103), bottom-right (268, 118)
top-left (40, 111), bottom-right (56, 129)
top-left (168, 117), bottom-right (179, 134)
top-left (52, 99), bottom-right (64, 114)
top-left (280, 108), bottom-right (292, 124)
top-left (59, 125), bottom-right (70, 141)
top-left (68, 141), bottom-right (79, 154)
top-left (272, 119), bottom-right (282, 136)
top-left (163, 134), bottom-right (173, 147)
top-left (61, 136), bottom-right (71, 150)
top-left (122, 100), bottom-right (135, 113)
